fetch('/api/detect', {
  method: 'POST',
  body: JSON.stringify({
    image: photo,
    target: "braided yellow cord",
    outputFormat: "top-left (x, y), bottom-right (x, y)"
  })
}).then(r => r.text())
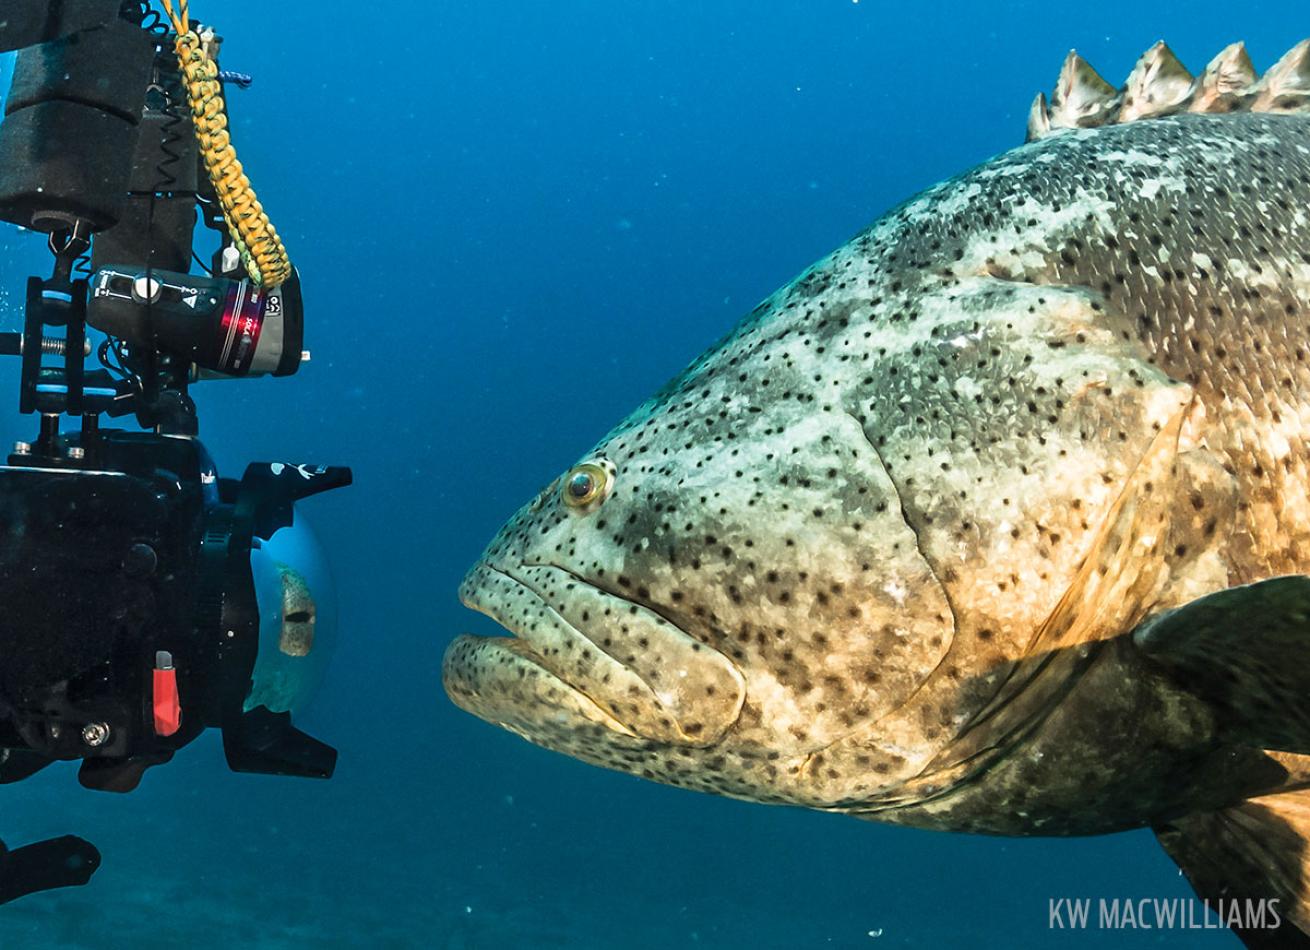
top-left (159, 0), bottom-right (291, 287)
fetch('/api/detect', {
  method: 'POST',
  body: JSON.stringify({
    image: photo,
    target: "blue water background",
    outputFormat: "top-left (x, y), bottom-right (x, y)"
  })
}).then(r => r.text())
top-left (0, 1), bottom-right (1305, 946)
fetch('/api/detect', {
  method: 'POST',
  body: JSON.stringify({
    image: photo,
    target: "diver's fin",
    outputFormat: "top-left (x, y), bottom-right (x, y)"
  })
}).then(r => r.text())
top-left (0, 835), bottom-right (101, 905)
top-left (1133, 575), bottom-right (1310, 754)
top-left (1155, 789), bottom-right (1310, 947)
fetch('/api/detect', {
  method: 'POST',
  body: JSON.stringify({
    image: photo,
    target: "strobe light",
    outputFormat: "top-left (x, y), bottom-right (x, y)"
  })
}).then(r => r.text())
top-left (88, 266), bottom-right (304, 377)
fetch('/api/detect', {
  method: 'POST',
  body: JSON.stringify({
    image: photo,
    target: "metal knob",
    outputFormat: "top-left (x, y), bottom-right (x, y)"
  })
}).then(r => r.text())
top-left (131, 275), bottom-right (162, 304)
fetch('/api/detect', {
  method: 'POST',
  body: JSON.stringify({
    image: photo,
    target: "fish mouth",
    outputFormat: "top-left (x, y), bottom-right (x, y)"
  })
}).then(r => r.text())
top-left (444, 562), bottom-right (746, 747)
top-left (443, 632), bottom-right (640, 742)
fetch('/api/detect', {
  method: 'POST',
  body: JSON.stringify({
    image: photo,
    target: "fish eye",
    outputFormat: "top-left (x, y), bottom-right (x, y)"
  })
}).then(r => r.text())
top-left (561, 461), bottom-right (613, 510)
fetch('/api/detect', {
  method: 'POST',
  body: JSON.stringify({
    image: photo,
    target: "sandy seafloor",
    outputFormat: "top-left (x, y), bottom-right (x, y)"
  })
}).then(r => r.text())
top-left (0, 738), bottom-right (1236, 949)
top-left (0, 0), bottom-right (1306, 946)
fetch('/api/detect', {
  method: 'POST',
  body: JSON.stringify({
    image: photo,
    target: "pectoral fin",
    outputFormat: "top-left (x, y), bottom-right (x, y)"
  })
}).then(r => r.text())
top-left (1155, 789), bottom-right (1310, 948)
top-left (1133, 575), bottom-right (1310, 754)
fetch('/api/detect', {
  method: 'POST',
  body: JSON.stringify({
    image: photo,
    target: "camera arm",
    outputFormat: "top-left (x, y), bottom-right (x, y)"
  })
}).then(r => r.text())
top-left (0, 1), bottom-right (300, 438)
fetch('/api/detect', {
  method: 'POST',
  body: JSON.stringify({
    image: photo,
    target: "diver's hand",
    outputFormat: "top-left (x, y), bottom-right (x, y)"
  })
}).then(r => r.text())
top-left (0, 835), bottom-right (100, 904)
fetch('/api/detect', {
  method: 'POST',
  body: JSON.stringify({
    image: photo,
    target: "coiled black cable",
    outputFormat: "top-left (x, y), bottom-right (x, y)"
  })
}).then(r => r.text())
top-left (95, 4), bottom-right (179, 393)
top-left (153, 82), bottom-right (187, 200)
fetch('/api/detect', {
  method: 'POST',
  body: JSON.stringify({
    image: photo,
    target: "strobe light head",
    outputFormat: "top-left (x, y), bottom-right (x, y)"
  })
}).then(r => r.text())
top-left (87, 267), bottom-right (304, 377)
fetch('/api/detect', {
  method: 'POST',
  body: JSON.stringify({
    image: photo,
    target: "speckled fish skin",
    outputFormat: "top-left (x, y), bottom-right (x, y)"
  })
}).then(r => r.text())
top-left (445, 105), bottom-right (1310, 836)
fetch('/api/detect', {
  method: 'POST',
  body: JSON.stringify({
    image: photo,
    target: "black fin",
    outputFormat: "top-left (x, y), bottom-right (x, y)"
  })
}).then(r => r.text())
top-left (1156, 789), bottom-right (1310, 948)
top-left (0, 835), bottom-right (100, 904)
top-left (1134, 575), bottom-right (1310, 753)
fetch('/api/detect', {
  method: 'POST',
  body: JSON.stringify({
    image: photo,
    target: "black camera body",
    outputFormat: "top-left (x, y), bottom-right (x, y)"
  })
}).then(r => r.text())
top-left (0, 430), bottom-right (348, 793)
top-left (0, 433), bottom-right (208, 780)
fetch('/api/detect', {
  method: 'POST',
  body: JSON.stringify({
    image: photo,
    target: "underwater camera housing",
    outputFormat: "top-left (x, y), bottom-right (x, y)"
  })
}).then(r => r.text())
top-left (0, 0), bottom-right (351, 819)
top-left (0, 436), bottom-right (350, 793)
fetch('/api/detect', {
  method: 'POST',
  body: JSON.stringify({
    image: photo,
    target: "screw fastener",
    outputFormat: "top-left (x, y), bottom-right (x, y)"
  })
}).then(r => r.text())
top-left (81, 722), bottom-right (110, 747)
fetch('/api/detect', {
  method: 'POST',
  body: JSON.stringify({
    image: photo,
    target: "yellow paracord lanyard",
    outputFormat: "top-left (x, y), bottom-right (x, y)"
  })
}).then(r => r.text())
top-left (159, 0), bottom-right (291, 288)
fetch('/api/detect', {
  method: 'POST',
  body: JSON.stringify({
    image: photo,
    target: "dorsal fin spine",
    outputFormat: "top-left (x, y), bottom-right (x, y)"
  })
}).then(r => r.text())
top-left (1024, 38), bottom-right (1310, 142)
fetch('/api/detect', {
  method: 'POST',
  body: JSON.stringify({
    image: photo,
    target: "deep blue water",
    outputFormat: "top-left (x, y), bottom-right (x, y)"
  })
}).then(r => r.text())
top-left (0, 1), bottom-right (1305, 946)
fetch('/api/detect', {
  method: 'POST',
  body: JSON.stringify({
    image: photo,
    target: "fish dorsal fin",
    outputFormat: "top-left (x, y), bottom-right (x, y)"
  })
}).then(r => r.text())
top-left (1191, 42), bottom-right (1257, 113)
top-left (1119, 41), bottom-right (1195, 121)
top-left (1250, 38), bottom-right (1310, 113)
top-left (1025, 91), bottom-right (1051, 142)
top-left (1026, 38), bottom-right (1310, 140)
top-left (1133, 575), bottom-right (1310, 754)
top-left (1048, 50), bottom-right (1119, 129)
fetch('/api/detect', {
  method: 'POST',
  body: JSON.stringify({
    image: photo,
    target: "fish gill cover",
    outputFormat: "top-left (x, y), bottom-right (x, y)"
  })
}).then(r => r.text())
top-left (0, 1), bottom-right (1308, 948)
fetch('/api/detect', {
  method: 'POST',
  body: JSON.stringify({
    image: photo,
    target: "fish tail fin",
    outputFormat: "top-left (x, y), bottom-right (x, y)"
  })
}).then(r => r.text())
top-left (1155, 788), bottom-right (1310, 948)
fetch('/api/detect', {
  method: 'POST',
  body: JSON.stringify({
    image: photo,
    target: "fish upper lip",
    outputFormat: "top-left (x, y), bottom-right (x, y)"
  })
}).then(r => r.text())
top-left (458, 558), bottom-right (747, 744)
top-left (458, 564), bottom-right (539, 647)
top-left (453, 565), bottom-right (636, 732)
top-left (459, 562), bottom-right (612, 695)
top-left (442, 632), bottom-right (640, 739)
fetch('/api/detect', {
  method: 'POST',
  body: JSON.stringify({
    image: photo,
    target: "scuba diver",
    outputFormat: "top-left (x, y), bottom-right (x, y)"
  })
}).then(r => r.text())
top-left (0, 0), bottom-right (351, 902)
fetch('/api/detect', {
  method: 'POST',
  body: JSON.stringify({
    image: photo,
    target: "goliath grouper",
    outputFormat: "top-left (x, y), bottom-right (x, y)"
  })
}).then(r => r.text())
top-left (446, 40), bottom-right (1310, 946)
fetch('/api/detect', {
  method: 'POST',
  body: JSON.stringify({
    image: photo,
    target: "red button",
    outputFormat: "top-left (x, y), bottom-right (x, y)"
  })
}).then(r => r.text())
top-left (152, 664), bottom-right (182, 737)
